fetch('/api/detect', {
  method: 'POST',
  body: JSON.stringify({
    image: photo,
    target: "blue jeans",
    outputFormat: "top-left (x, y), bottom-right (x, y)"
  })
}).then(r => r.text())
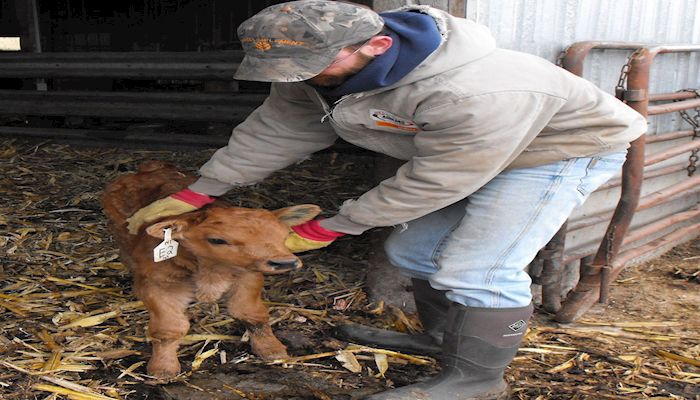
top-left (383, 152), bottom-right (628, 308)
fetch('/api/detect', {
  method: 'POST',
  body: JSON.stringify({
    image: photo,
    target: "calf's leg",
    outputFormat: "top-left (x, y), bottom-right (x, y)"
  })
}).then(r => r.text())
top-left (137, 282), bottom-right (193, 378)
top-left (226, 272), bottom-right (288, 360)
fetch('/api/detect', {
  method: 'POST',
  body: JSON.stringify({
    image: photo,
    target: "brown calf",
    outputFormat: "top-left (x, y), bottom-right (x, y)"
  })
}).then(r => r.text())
top-left (101, 161), bottom-right (319, 378)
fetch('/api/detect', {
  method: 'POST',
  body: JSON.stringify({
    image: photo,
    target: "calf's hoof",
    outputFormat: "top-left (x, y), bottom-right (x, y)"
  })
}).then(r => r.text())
top-left (257, 349), bottom-right (289, 361)
top-left (147, 357), bottom-right (181, 378)
top-left (252, 341), bottom-right (289, 361)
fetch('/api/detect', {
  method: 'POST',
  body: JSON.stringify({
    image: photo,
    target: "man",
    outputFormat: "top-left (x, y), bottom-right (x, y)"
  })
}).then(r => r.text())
top-left (126, 1), bottom-right (647, 399)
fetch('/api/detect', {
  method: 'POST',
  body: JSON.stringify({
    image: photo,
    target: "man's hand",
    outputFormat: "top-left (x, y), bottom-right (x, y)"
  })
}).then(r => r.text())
top-left (126, 189), bottom-right (215, 234)
top-left (285, 219), bottom-right (345, 253)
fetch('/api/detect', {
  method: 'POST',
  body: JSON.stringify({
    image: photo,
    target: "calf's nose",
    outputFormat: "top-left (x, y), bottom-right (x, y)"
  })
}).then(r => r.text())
top-left (266, 258), bottom-right (301, 272)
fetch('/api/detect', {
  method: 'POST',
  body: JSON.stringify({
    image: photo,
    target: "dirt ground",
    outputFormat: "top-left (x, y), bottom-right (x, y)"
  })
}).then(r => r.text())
top-left (0, 138), bottom-right (698, 400)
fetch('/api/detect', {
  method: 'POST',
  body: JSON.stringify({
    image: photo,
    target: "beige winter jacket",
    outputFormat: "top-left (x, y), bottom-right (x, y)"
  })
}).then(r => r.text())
top-left (190, 5), bottom-right (647, 234)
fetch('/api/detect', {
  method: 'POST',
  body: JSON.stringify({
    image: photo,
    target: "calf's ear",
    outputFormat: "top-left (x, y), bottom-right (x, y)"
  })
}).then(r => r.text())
top-left (272, 204), bottom-right (321, 226)
top-left (145, 218), bottom-right (190, 239)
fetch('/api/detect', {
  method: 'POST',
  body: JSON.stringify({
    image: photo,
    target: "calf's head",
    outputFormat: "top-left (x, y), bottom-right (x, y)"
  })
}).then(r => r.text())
top-left (145, 204), bottom-right (320, 274)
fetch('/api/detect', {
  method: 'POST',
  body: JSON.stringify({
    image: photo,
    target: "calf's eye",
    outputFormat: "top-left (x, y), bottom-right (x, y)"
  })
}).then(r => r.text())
top-left (207, 238), bottom-right (228, 245)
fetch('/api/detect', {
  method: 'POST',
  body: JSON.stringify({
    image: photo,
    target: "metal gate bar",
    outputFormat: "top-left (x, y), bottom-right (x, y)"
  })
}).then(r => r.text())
top-left (567, 174), bottom-right (700, 233)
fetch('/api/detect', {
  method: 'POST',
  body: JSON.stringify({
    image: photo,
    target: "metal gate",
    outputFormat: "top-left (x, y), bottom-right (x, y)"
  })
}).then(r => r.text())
top-left (531, 42), bottom-right (700, 322)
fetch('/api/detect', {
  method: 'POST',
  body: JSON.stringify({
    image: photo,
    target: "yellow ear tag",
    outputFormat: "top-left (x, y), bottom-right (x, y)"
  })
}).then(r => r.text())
top-left (153, 228), bottom-right (179, 262)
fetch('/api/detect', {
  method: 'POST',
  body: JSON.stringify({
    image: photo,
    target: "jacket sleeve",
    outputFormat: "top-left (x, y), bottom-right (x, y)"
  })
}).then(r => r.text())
top-left (322, 91), bottom-right (568, 234)
top-left (190, 83), bottom-right (338, 195)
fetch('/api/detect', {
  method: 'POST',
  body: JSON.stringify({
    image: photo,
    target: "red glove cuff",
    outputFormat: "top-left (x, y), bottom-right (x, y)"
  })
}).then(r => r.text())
top-left (291, 219), bottom-right (345, 241)
top-left (171, 189), bottom-right (216, 208)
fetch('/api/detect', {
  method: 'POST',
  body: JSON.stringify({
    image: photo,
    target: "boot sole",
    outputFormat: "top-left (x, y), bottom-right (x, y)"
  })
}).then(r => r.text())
top-left (364, 382), bottom-right (510, 399)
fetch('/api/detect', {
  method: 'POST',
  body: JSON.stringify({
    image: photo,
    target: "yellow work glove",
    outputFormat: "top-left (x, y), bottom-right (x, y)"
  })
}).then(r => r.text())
top-left (126, 189), bottom-right (215, 234)
top-left (285, 219), bottom-right (346, 253)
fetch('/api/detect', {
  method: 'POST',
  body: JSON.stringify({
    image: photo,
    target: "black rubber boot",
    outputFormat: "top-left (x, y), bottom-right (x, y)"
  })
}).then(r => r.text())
top-left (336, 279), bottom-right (450, 355)
top-left (365, 303), bottom-right (534, 400)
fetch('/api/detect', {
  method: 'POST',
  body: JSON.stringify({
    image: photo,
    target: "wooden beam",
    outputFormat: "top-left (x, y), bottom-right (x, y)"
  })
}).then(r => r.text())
top-left (0, 90), bottom-right (266, 122)
top-left (13, 0), bottom-right (41, 52)
top-left (0, 51), bottom-right (245, 79)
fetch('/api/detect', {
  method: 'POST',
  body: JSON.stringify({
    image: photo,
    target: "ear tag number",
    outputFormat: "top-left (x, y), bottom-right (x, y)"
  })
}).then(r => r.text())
top-left (154, 228), bottom-right (179, 262)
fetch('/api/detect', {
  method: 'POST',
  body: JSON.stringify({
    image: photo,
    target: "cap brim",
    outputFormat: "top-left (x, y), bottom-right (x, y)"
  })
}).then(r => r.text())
top-left (234, 51), bottom-right (339, 83)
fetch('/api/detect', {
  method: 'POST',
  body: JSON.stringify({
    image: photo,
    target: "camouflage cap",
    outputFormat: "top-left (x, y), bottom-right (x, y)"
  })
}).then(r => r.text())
top-left (234, 0), bottom-right (384, 82)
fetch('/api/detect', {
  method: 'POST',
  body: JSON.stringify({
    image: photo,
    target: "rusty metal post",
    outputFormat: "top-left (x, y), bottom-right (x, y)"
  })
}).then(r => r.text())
top-left (551, 42), bottom-right (649, 322)
top-left (555, 48), bottom-right (650, 322)
top-left (558, 41), bottom-right (599, 75)
top-left (596, 47), bottom-right (650, 292)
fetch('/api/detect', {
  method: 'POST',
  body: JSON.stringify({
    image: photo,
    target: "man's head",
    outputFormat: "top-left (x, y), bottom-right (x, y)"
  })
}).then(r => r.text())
top-left (234, 0), bottom-right (391, 84)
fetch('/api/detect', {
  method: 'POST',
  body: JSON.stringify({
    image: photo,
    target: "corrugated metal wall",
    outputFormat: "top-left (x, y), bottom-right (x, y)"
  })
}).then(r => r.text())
top-left (465, 0), bottom-right (700, 132)
top-left (374, 0), bottom-right (700, 284)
